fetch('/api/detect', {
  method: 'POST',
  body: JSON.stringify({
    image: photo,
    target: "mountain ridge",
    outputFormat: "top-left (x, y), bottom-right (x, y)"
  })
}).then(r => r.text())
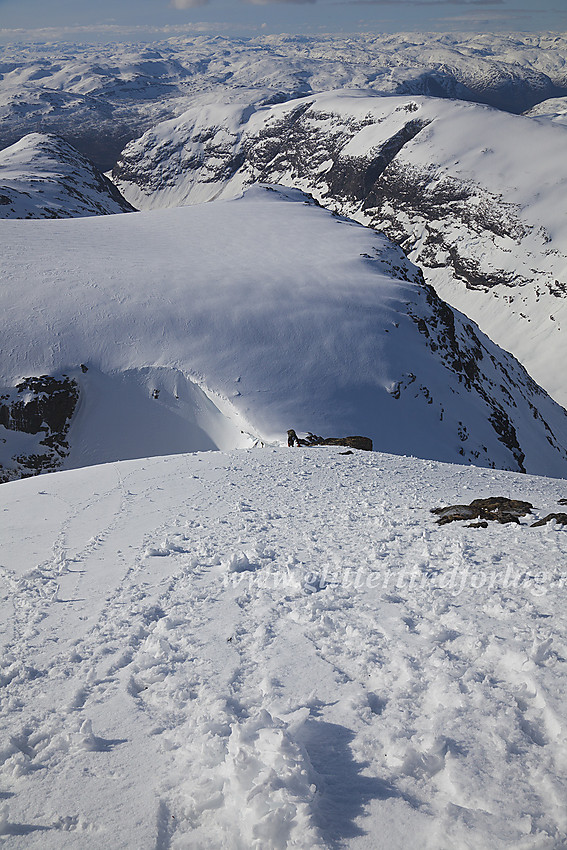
top-left (2, 186), bottom-right (567, 481)
top-left (0, 132), bottom-right (135, 218)
top-left (110, 91), bottom-right (567, 409)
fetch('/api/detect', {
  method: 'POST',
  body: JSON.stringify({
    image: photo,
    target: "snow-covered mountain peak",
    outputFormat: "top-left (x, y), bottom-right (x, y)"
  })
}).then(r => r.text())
top-left (0, 132), bottom-right (135, 218)
top-left (111, 90), bottom-right (567, 410)
top-left (2, 185), bottom-right (567, 481)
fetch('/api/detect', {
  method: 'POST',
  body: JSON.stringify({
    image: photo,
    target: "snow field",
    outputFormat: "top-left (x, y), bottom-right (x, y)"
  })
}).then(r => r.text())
top-left (2, 185), bottom-right (567, 479)
top-left (1, 447), bottom-right (567, 847)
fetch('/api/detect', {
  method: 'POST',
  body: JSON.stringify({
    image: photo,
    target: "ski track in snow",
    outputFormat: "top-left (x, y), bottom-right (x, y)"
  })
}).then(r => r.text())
top-left (1, 448), bottom-right (567, 848)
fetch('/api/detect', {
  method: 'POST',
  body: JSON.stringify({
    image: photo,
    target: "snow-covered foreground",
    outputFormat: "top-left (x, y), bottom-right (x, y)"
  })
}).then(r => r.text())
top-left (1, 446), bottom-right (567, 848)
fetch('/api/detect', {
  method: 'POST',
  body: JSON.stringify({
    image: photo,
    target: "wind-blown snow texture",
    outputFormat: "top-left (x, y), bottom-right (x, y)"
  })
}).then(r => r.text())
top-left (1, 447), bottom-right (567, 848)
top-left (112, 90), bottom-right (567, 410)
top-left (2, 186), bottom-right (567, 481)
top-left (0, 133), bottom-right (135, 218)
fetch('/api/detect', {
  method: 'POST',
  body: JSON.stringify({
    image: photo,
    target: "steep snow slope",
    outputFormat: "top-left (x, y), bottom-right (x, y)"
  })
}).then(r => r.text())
top-left (1, 186), bottom-right (567, 481)
top-left (1, 33), bottom-right (566, 168)
top-left (0, 133), bottom-right (135, 218)
top-left (112, 91), bottom-right (567, 409)
top-left (1, 447), bottom-right (567, 848)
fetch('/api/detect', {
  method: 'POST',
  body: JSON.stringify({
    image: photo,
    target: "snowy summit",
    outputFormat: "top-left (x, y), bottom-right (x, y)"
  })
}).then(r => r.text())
top-left (1, 185), bottom-right (567, 480)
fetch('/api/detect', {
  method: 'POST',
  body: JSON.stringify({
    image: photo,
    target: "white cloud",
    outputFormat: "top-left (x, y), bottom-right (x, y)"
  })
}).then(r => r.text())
top-left (170, 0), bottom-right (210, 8)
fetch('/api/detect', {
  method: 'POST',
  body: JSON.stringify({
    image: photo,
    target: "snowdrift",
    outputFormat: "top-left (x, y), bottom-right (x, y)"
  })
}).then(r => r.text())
top-left (1, 185), bottom-right (567, 479)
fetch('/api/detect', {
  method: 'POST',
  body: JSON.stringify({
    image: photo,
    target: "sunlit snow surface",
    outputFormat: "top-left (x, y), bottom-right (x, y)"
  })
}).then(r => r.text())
top-left (2, 185), bottom-right (567, 479)
top-left (1, 447), bottom-right (567, 848)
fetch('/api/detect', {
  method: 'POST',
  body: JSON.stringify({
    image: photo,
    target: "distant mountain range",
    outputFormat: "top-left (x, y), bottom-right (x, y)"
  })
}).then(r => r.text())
top-left (1, 33), bottom-right (566, 169)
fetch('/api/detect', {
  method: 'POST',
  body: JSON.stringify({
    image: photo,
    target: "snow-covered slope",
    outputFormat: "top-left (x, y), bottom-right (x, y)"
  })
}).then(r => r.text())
top-left (112, 91), bottom-right (567, 409)
top-left (525, 95), bottom-right (567, 125)
top-left (1, 33), bottom-right (566, 169)
top-left (2, 446), bottom-right (567, 848)
top-left (1, 186), bottom-right (567, 481)
top-left (0, 133), bottom-right (135, 218)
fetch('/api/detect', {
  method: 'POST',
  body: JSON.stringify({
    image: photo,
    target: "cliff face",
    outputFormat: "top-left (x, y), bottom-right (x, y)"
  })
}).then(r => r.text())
top-left (112, 92), bottom-right (567, 409)
top-left (0, 375), bottom-right (79, 482)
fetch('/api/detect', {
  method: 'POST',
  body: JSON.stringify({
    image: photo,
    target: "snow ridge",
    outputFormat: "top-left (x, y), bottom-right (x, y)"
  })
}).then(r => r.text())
top-left (2, 187), bottom-right (567, 479)
top-left (0, 133), bottom-right (135, 218)
top-left (111, 91), bottom-right (567, 409)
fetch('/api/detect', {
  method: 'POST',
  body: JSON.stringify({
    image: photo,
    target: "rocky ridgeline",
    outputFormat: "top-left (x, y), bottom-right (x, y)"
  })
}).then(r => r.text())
top-left (111, 92), bottom-right (567, 409)
top-left (0, 375), bottom-right (79, 482)
top-left (0, 133), bottom-right (135, 219)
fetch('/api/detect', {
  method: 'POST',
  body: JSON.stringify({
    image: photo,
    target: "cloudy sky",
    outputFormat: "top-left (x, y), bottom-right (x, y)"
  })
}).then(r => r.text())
top-left (0, 0), bottom-right (565, 40)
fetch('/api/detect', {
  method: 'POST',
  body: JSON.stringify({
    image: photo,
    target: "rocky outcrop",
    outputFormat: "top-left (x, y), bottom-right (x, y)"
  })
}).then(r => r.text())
top-left (317, 436), bottom-right (373, 451)
top-left (0, 375), bottom-right (79, 482)
top-left (432, 497), bottom-right (533, 525)
top-left (288, 430), bottom-right (372, 451)
top-left (531, 513), bottom-right (567, 527)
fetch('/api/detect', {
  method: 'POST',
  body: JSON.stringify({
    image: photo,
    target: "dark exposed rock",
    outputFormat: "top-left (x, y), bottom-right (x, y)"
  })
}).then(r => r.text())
top-left (0, 374), bottom-right (79, 483)
top-left (318, 436), bottom-right (373, 451)
top-left (432, 496), bottom-right (532, 525)
top-left (531, 513), bottom-right (567, 527)
top-left (11, 376), bottom-right (79, 435)
top-left (287, 430), bottom-right (373, 451)
top-left (403, 277), bottom-right (533, 471)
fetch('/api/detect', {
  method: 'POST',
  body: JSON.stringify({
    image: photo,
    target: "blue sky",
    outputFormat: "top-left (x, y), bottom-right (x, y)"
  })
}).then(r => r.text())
top-left (0, 0), bottom-right (565, 40)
